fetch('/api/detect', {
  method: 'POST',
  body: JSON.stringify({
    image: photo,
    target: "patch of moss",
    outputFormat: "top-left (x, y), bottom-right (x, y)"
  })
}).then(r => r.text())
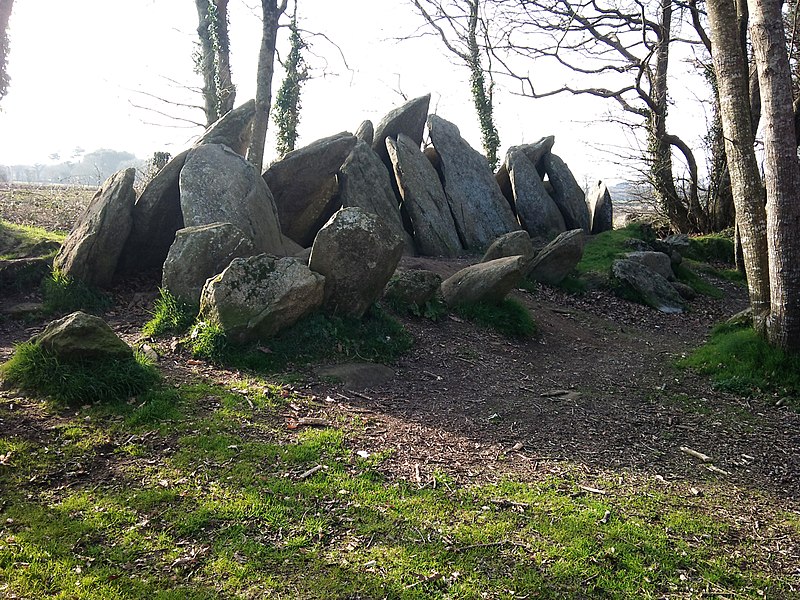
top-left (686, 233), bottom-right (735, 264)
top-left (453, 298), bottom-right (537, 338)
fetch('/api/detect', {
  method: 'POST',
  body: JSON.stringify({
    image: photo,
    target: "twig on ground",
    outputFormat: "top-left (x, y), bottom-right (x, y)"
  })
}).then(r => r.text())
top-left (680, 446), bottom-right (712, 462)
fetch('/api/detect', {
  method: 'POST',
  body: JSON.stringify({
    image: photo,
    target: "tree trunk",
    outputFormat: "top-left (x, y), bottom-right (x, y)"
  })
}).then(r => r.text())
top-left (215, 0), bottom-right (236, 116)
top-left (195, 0), bottom-right (220, 126)
top-left (466, 0), bottom-right (500, 171)
top-left (706, 0), bottom-right (771, 329)
top-left (247, 0), bottom-right (286, 172)
top-left (747, 0), bottom-right (800, 351)
top-left (0, 0), bottom-right (15, 101)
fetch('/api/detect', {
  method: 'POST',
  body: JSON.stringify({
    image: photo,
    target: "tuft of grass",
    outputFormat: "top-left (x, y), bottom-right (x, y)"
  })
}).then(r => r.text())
top-left (576, 224), bottom-right (647, 277)
top-left (143, 288), bottom-right (198, 337)
top-left (673, 263), bottom-right (724, 298)
top-left (679, 322), bottom-right (800, 401)
top-left (686, 233), bottom-right (735, 264)
top-left (453, 298), bottom-right (537, 338)
top-left (0, 341), bottom-right (160, 405)
top-left (41, 268), bottom-right (111, 315)
top-left (386, 294), bottom-right (448, 321)
top-left (189, 304), bottom-right (413, 372)
top-left (0, 219), bottom-right (65, 260)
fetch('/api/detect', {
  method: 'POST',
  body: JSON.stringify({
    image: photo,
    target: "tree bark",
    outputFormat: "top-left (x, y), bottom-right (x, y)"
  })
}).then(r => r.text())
top-left (247, 0), bottom-right (287, 172)
top-left (706, 0), bottom-right (771, 329)
top-left (0, 0), bottom-right (14, 101)
top-left (747, 0), bottom-right (800, 351)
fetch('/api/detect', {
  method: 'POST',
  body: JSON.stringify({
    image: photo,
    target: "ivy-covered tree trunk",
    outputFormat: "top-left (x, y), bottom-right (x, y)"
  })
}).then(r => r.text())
top-left (0, 0), bottom-right (15, 101)
top-left (706, 0), bottom-right (771, 329)
top-left (194, 0), bottom-right (235, 126)
top-left (747, 0), bottom-right (800, 351)
top-left (247, 0), bottom-right (287, 172)
top-left (273, 10), bottom-right (307, 157)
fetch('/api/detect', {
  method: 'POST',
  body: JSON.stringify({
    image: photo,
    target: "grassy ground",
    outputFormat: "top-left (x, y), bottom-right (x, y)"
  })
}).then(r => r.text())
top-left (0, 378), bottom-right (796, 599)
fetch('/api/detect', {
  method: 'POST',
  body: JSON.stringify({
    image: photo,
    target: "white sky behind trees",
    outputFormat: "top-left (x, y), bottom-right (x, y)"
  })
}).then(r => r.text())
top-left (0, 0), bottom-right (709, 185)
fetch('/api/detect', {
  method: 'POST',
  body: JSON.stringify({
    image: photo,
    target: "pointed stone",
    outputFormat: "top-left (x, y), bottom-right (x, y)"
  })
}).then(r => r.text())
top-left (588, 180), bottom-right (614, 234)
top-left (355, 120), bottom-right (374, 145)
top-left (507, 149), bottom-right (566, 241)
top-left (496, 135), bottom-right (555, 203)
top-left (372, 94), bottom-right (431, 167)
top-left (543, 153), bottom-right (591, 233)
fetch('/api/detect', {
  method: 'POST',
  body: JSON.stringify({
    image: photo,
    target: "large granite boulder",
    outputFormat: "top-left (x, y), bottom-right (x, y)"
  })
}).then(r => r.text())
top-left (194, 99), bottom-right (256, 156)
top-left (506, 149), bottom-right (566, 241)
top-left (54, 168), bottom-right (136, 287)
top-left (496, 135), bottom-right (555, 203)
top-left (481, 231), bottom-right (535, 264)
top-left (612, 259), bottom-right (685, 313)
top-left (441, 256), bottom-right (525, 307)
top-left (180, 144), bottom-right (286, 255)
top-left (384, 269), bottom-right (442, 307)
top-left (35, 311), bottom-right (132, 360)
top-left (199, 254), bottom-right (325, 343)
top-left (372, 94), bottom-right (431, 167)
top-left (543, 153), bottom-right (591, 233)
top-left (339, 140), bottom-right (415, 254)
top-left (162, 223), bottom-right (255, 305)
top-left (309, 207), bottom-right (404, 318)
top-left (625, 251), bottom-right (674, 281)
top-left (527, 229), bottom-right (585, 285)
top-left (386, 134), bottom-right (463, 257)
top-left (427, 114), bottom-right (519, 251)
top-left (263, 132), bottom-right (357, 247)
top-left (588, 180), bottom-right (613, 234)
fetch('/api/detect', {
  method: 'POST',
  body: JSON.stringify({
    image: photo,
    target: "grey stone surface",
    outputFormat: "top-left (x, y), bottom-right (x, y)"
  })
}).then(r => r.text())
top-left (496, 135), bottom-right (555, 203)
top-left (339, 140), bottom-right (415, 254)
top-left (481, 231), bottom-right (535, 264)
top-left (372, 94), bottom-right (431, 167)
top-left (384, 269), bottom-right (442, 307)
top-left (263, 132), bottom-right (357, 247)
top-left (527, 229), bottom-right (585, 285)
top-left (180, 144), bottom-right (286, 255)
top-left (355, 120), bottom-right (374, 145)
top-left (194, 99), bottom-right (256, 156)
top-left (543, 153), bottom-right (591, 233)
top-left (625, 251), bottom-right (675, 281)
top-left (588, 180), bottom-right (613, 234)
top-left (427, 114), bottom-right (519, 251)
top-left (162, 222), bottom-right (255, 305)
top-left (54, 168), bottom-right (136, 287)
top-left (612, 258), bottom-right (685, 313)
top-left (440, 255), bottom-right (525, 307)
top-left (386, 134), bottom-right (463, 257)
top-left (199, 254), bottom-right (325, 343)
top-left (309, 207), bottom-right (404, 318)
top-left (35, 311), bottom-right (133, 360)
top-left (507, 149), bottom-right (566, 241)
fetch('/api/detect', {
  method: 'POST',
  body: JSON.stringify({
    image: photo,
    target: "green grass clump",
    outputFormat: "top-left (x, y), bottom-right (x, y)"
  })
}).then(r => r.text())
top-left (453, 298), bottom-right (537, 338)
top-left (0, 219), bottom-right (65, 259)
top-left (386, 294), bottom-right (448, 321)
top-left (679, 322), bottom-right (800, 400)
top-left (189, 305), bottom-right (413, 372)
top-left (576, 224), bottom-right (647, 277)
top-left (0, 341), bottom-right (160, 405)
top-left (686, 233), bottom-right (735, 264)
top-left (143, 288), bottom-right (198, 337)
top-left (673, 263), bottom-right (724, 298)
top-left (41, 268), bottom-right (111, 314)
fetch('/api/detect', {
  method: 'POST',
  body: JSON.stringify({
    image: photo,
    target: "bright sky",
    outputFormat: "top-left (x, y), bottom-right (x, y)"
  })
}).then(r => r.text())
top-left (0, 0), bottom-right (707, 184)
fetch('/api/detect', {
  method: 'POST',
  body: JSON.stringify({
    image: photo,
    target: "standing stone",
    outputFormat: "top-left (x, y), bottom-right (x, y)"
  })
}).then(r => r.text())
top-left (194, 99), bottom-right (256, 156)
top-left (180, 144), bottom-right (286, 255)
top-left (427, 114), bottom-right (519, 251)
top-left (588, 180), bottom-right (613, 234)
top-left (263, 132), bottom-right (357, 247)
top-left (55, 168), bottom-right (136, 287)
top-left (386, 134), bottom-right (463, 257)
top-left (162, 223), bottom-right (255, 305)
top-left (440, 256), bottom-right (525, 306)
top-left (543, 153), bottom-right (591, 233)
top-left (507, 149), bottom-right (566, 241)
top-left (372, 94), bottom-right (431, 167)
top-left (309, 208), bottom-right (404, 318)
top-left (526, 229), bottom-right (585, 285)
top-left (339, 140), bottom-right (415, 254)
top-left (496, 135), bottom-right (555, 203)
top-left (355, 120), bottom-right (374, 145)
top-left (200, 254), bottom-right (325, 343)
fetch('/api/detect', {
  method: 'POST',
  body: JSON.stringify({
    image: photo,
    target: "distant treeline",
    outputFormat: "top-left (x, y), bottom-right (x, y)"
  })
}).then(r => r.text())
top-left (0, 149), bottom-right (146, 185)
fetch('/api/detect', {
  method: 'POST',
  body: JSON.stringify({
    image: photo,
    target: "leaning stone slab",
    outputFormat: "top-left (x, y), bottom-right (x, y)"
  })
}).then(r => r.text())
top-left (496, 135), bottom-right (555, 203)
top-left (481, 231), bottom-right (535, 264)
top-left (507, 149), bottom-right (566, 241)
top-left (355, 120), bottom-right (374, 145)
top-left (309, 207), bottom-right (404, 318)
top-left (526, 229), bottom-right (585, 285)
top-left (163, 223), bottom-right (255, 305)
top-left (339, 140), bottom-right (415, 254)
top-left (194, 99), bottom-right (256, 156)
top-left (199, 254), bottom-right (325, 343)
top-left (588, 180), bottom-right (613, 234)
top-left (612, 259), bottom-right (685, 313)
top-left (386, 134), bottom-right (463, 257)
top-left (441, 255), bottom-right (525, 307)
top-left (543, 153), bottom-right (591, 233)
top-left (54, 168), bottom-right (136, 287)
top-left (427, 114), bottom-right (519, 251)
top-left (180, 144), bottom-right (285, 255)
top-left (263, 132), bottom-right (357, 247)
top-left (35, 311), bottom-right (132, 360)
top-left (372, 94), bottom-right (431, 167)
